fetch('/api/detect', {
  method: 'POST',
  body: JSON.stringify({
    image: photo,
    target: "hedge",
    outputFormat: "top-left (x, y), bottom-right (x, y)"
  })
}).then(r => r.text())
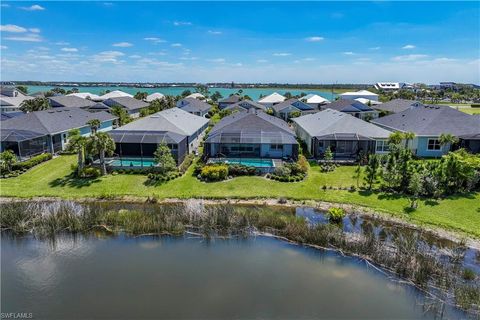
top-left (12, 153), bottom-right (52, 171)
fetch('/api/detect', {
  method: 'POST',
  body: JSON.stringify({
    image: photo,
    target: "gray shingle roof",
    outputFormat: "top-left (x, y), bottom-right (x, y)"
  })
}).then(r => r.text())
top-left (111, 107), bottom-right (209, 137)
top-left (293, 109), bottom-right (391, 140)
top-left (373, 99), bottom-right (423, 114)
top-left (271, 98), bottom-right (315, 113)
top-left (1, 108), bottom-right (116, 142)
top-left (219, 94), bottom-right (241, 104)
top-left (225, 100), bottom-right (266, 111)
top-left (324, 99), bottom-right (374, 113)
top-left (109, 130), bottom-right (185, 144)
top-left (372, 105), bottom-right (480, 136)
top-left (103, 96), bottom-right (149, 111)
top-left (206, 109), bottom-right (297, 144)
top-left (49, 95), bottom-right (96, 108)
top-left (177, 98), bottom-right (212, 113)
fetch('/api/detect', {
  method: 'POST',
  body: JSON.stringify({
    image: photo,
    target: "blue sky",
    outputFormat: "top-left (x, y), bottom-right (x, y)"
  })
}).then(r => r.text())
top-left (1, 1), bottom-right (479, 83)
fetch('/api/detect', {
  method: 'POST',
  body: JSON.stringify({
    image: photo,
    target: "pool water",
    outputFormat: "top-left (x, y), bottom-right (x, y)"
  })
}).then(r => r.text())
top-left (211, 158), bottom-right (274, 168)
top-left (110, 157), bottom-right (156, 167)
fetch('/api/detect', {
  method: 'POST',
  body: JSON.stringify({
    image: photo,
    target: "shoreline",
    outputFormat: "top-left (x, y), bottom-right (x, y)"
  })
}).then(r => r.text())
top-left (2, 196), bottom-right (479, 250)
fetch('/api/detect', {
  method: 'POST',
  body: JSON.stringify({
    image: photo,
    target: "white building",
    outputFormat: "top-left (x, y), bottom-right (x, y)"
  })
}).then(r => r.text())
top-left (301, 94), bottom-right (330, 105)
top-left (145, 92), bottom-right (165, 102)
top-left (258, 92), bottom-right (286, 108)
top-left (67, 92), bottom-right (102, 101)
top-left (0, 86), bottom-right (34, 113)
top-left (339, 90), bottom-right (379, 102)
top-left (98, 90), bottom-right (133, 100)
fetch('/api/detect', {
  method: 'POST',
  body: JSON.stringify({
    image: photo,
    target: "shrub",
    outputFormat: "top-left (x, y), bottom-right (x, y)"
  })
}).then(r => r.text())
top-left (297, 155), bottom-right (309, 174)
top-left (80, 167), bottom-right (101, 178)
top-left (274, 166), bottom-right (291, 177)
top-left (463, 268), bottom-right (476, 281)
top-left (179, 154), bottom-right (195, 175)
top-left (327, 207), bottom-right (346, 223)
top-left (12, 153), bottom-right (52, 171)
top-left (200, 164), bottom-right (228, 181)
top-left (228, 164), bottom-right (257, 176)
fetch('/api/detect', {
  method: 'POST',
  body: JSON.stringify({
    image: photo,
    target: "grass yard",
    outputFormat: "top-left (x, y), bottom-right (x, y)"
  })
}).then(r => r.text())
top-left (460, 108), bottom-right (480, 115)
top-left (1, 155), bottom-right (479, 238)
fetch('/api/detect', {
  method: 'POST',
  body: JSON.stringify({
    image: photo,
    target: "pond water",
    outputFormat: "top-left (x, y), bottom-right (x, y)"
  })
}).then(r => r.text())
top-left (1, 233), bottom-right (465, 319)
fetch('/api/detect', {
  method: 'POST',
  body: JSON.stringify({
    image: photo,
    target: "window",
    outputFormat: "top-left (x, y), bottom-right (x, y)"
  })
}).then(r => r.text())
top-left (270, 144), bottom-right (283, 151)
top-left (376, 140), bottom-right (389, 152)
top-left (427, 139), bottom-right (441, 151)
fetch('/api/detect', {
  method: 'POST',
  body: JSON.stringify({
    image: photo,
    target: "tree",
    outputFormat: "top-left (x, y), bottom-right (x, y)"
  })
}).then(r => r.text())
top-left (284, 92), bottom-right (292, 99)
top-left (321, 147), bottom-right (335, 172)
top-left (110, 105), bottom-right (131, 126)
top-left (210, 91), bottom-right (223, 102)
top-left (364, 154), bottom-right (381, 190)
top-left (154, 143), bottom-right (176, 175)
top-left (403, 132), bottom-right (415, 149)
top-left (388, 132), bottom-right (404, 146)
top-left (20, 97), bottom-right (50, 113)
top-left (181, 89), bottom-right (192, 98)
top-left (439, 133), bottom-right (459, 153)
top-left (86, 119), bottom-right (101, 134)
top-left (86, 132), bottom-right (116, 175)
top-left (134, 91), bottom-right (148, 100)
top-left (16, 85), bottom-right (28, 94)
top-left (0, 150), bottom-right (17, 173)
top-left (51, 87), bottom-right (66, 95)
top-left (66, 129), bottom-right (88, 175)
top-left (408, 171), bottom-right (423, 209)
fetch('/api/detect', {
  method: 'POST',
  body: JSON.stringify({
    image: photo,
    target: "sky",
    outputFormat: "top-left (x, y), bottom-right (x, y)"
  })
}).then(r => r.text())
top-left (0, 1), bottom-right (479, 84)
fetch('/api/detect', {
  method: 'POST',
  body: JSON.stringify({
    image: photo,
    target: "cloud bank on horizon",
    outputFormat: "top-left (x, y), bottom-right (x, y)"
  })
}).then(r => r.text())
top-left (0, 1), bottom-right (479, 84)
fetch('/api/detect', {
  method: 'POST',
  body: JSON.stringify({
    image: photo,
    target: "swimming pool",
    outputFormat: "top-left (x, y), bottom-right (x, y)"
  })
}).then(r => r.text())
top-left (210, 158), bottom-right (275, 168)
top-left (109, 157), bottom-right (157, 167)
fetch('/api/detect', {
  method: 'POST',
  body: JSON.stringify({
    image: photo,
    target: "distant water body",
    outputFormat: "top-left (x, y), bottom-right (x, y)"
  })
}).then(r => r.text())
top-left (25, 85), bottom-right (337, 101)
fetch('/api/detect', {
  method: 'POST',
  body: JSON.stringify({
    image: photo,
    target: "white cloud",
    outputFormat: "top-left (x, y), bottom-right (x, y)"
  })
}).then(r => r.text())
top-left (392, 54), bottom-right (428, 62)
top-left (0, 24), bottom-right (27, 32)
top-left (129, 55), bottom-right (142, 59)
top-left (305, 36), bottom-right (324, 42)
top-left (402, 44), bottom-right (416, 50)
top-left (369, 47), bottom-right (381, 50)
top-left (1, 3), bottom-right (10, 7)
top-left (0, 45), bottom-right (7, 49)
top-left (20, 4), bottom-right (45, 11)
top-left (143, 37), bottom-right (166, 44)
top-left (342, 51), bottom-right (355, 55)
top-left (61, 47), bottom-right (78, 52)
top-left (4, 33), bottom-right (42, 42)
top-left (54, 41), bottom-right (70, 46)
top-left (173, 21), bottom-right (192, 26)
top-left (273, 53), bottom-right (291, 57)
top-left (208, 58), bottom-right (226, 63)
top-left (171, 43), bottom-right (182, 47)
top-left (433, 57), bottom-right (457, 63)
top-left (257, 59), bottom-right (268, 63)
top-left (113, 42), bottom-right (133, 47)
top-left (92, 50), bottom-right (124, 63)
top-left (179, 56), bottom-right (198, 61)
top-left (208, 30), bottom-right (222, 35)
top-left (29, 28), bottom-right (40, 33)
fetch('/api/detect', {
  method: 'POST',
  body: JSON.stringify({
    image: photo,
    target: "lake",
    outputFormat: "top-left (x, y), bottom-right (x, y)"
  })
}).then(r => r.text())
top-left (24, 85), bottom-right (337, 101)
top-left (1, 233), bottom-right (464, 319)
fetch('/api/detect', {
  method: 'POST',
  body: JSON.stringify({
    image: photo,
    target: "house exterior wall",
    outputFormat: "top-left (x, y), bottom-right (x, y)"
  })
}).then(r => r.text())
top-left (294, 124), bottom-right (314, 154)
top-left (415, 136), bottom-right (449, 157)
top-left (205, 143), bottom-right (297, 159)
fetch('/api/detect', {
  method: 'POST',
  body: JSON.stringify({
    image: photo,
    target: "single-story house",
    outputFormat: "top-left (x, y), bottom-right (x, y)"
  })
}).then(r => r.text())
top-left (223, 100), bottom-right (267, 112)
top-left (145, 92), bottom-right (165, 102)
top-left (1, 112), bottom-right (23, 121)
top-left (372, 105), bottom-right (480, 157)
top-left (1, 108), bottom-right (116, 159)
top-left (355, 98), bottom-right (382, 106)
top-left (292, 109), bottom-right (391, 159)
top-left (0, 86), bottom-right (34, 113)
top-left (373, 99), bottom-right (423, 115)
top-left (185, 92), bottom-right (206, 100)
top-left (258, 92), bottom-right (286, 108)
top-left (300, 94), bottom-right (330, 109)
top-left (103, 96), bottom-right (149, 118)
top-left (99, 90), bottom-right (133, 100)
top-left (339, 90), bottom-right (379, 102)
top-left (324, 100), bottom-right (379, 120)
top-left (67, 92), bottom-right (102, 101)
top-left (374, 82), bottom-right (405, 92)
top-left (109, 108), bottom-right (209, 163)
top-left (49, 95), bottom-right (96, 109)
top-left (218, 94), bottom-right (241, 109)
top-left (271, 98), bottom-right (318, 120)
top-left (459, 132), bottom-right (480, 154)
top-left (204, 108), bottom-right (299, 160)
top-left (177, 98), bottom-right (213, 116)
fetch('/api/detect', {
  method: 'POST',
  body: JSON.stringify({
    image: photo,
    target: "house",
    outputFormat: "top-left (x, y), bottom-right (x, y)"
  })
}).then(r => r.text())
top-left (300, 94), bottom-right (330, 108)
top-left (324, 100), bottom-right (379, 120)
top-left (185, 92), bottom-right (206, 100)
top-left (99, 90), bottom-right (133, 100)
top-left (459, 131), bottom-right (480, 154)
top-left (372, 105), bottom-right (480, 157)
top-left (109, 108), bottom-right (209, 163)
top-left (218, 94), bottom-right (241, 109)
top-left (0, 86), bottom-right (34, 113)
top-left (1, 108), bottom-right (116, 159)
top-left (223, 100), bottom-right (267, 112)
top-left (204, 108), bottom-right (299, 160)
top-left (49, 95), bottom-right (96, 109)
top-left (103, 96), bottom-right (149, 118)
top-left (374, 82), bottom-right (405, 91)
top-left (0, 112), bottom-right (23, 121)
top-left (145, 92), bottom-right (165, 102)
top-left (67, 92), bottom-right (102, 101)
top-left (177, 97), bottom-right (213, 116)
top-left (258, 92), bottom-right (286, 108)
top-left (271, 98), bottom-right (317, 120)
top-left (339, 90), bottom-right (379, 102)
top-left (355, 98), bottom-right (382, 106)
top-left (292, 109), bottom-right (391, 160)
top-left (373, 99), bottom-right (423, 115)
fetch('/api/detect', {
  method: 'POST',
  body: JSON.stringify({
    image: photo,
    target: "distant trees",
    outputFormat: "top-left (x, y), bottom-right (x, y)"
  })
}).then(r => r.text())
top-left (181, 89), bottom-right (192, 98)
top-left (15, 85), bottom-right (28, 94)
top-left (20, 97), bottom-right (50, 113)
top-left (140, 96), bottom-right (176, 117)
top-left (210, 91), bottom-right (223, 102)
top-left (134, 91), bottom-right (148, 100)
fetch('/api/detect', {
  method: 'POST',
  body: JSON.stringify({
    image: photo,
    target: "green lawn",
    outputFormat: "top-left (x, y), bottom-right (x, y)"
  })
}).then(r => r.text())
top-left (1, 155), bottom-right (480, 238)
top-left (461, 108), bottom-right (480, 115)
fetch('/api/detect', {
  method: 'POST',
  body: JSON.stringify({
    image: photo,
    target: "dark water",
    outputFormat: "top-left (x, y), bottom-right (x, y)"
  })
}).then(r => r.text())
top-left (1, 234), bottom-right (465, 319)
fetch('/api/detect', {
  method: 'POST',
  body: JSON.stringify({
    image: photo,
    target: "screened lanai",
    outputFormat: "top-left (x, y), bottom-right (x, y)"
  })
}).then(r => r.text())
top-left (1, 129), bottom-right (50, 159)
top-left (313, 133), bottom-right (376, 159)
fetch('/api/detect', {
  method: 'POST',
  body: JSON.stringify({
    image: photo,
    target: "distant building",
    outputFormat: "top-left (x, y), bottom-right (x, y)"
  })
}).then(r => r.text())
top-left (99, 90), bottom-right (133, 100)
top-left (300, 94), bottom-right (330, 108)
top-left (339, 90), bottom-right (379, 102)
top-left (0, 86), bottom-right (34, 113)
top-left (145, 92), bottom-right (165, 102)
top-left (67, 92), bottom-right (102, 101)
top-left (218, 94), bottom-right (241, 109)
top-left (103, 96), bottom-right (149, 118)
top-left (372, 99), bottom-right (423, 115)
top-left (324, 100), bottom-right (379, 120)
top-left (258, 92), bottom-right (286, 108)
top-left (374, 82), bottom-right (404, 91)
top-left (49, 95), bottom-right (96, 109)
top-left (185, 92), bottom-right (206, 100)
top-left (271, 98), bottom-right (317, 121)
top-left (177, 98), bottom-right (213, 116)
top-left (223, 100), bottom-right (267, 112)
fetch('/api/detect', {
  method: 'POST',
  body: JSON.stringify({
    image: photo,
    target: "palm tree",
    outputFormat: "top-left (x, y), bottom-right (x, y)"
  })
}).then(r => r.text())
top-left (110, 105), bottom-right (130, 126)
top-left (439, 133), bottom-right (459, 153)
top-left (20, 97), bottom-right (50, 113)
top-left (388, 132), bottom-right (404, 146)
top-left (66, 129), bottom-right (88, 175)
top-left (403, 132), bottom-right (415, 149)
top-left (87, 132), bottom-right (116, 175)
top-left (86, 119), bottom-right (101, 134)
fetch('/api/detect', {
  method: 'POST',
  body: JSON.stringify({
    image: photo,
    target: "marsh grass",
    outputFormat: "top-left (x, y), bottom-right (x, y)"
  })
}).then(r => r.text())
top-left (1, 200), bottom-right (479, 315)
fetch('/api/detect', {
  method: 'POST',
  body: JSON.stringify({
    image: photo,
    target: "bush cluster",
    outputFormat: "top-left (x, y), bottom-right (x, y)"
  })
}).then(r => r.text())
top-left (12, 153), bottom-right (52, 171)
top-left (147, 171), bottom-right (181, 183)
top-left (178, 154), bottom-right (195, 175)
top-left (267, 156), bottom-right (308, 182)
top-left (227, 164), bottom-right (257, 177)
top-left (80, 167), bottom-right (101, 178)
top-left (327, 207), bottom-right (346, 223)
top-left (200, 164), bottom-right (228, 181)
